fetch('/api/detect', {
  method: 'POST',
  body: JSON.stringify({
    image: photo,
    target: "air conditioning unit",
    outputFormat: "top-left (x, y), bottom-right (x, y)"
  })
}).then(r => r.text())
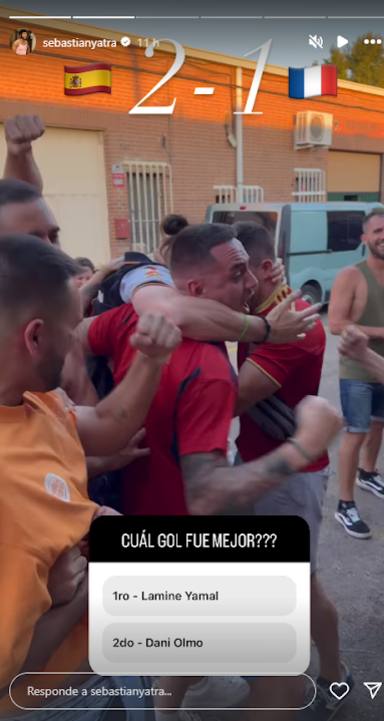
top-left (294, 111), bottom-right (333, 149)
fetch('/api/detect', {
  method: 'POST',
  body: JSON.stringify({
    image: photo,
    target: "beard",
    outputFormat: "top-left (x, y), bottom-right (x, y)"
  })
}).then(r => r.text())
top-left (367, 241), bottom-right (384, 260)
top-left (37, 351), bottom-right (65, 391)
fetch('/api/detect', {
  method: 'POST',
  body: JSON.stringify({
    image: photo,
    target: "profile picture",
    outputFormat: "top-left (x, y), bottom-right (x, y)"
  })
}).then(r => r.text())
top-left (10, 28), bottom-right (36, 55)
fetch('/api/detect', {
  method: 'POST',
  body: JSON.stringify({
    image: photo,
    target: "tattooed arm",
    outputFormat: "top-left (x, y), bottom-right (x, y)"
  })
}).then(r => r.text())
top-left (181, 448), bottom-right (300, 515)
top-left (181, 396), bottom-right (341, 515)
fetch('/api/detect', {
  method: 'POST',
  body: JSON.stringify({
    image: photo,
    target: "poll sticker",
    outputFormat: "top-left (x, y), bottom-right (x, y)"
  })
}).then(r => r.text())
top-left (89, 515), bottom-right (310, 677)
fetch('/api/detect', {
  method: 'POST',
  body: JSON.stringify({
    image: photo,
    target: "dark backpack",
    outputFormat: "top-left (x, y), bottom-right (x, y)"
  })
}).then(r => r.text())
top-left (89, 251), bottom-right (157, 397)
top-left (88, 252), bottom-right (159, 510)
top-left (92, 252), bottom-right (157, 315)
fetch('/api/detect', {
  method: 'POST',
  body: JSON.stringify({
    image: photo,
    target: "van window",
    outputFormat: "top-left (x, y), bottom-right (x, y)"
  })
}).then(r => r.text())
top-left (211, 211), bottom-right (278, 236)
top-left (327, 211), bottom-right (365, 252)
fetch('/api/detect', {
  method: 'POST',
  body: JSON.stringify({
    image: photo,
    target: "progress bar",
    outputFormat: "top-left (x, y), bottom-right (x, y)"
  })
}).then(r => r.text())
top-left (201, 16), bottom-right (263, 19)
top-left (73, 16), bottom-right (136, 20)
top-left (328, 15), bottom-right (384, 19)
top-left (135, 16), bottom-right (200, 19)
top-left (10, 15), bottom-right (72, 19)
top-left (264, 16), bottom-right (327, 19)
top-left (9, 14), bottom-right (384, 21)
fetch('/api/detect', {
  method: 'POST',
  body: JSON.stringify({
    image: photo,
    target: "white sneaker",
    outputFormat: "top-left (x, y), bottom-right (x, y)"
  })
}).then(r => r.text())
top-left (181, 676), bottom-right (250, 710)
top-left (371, 470), bottom-right (384, 487)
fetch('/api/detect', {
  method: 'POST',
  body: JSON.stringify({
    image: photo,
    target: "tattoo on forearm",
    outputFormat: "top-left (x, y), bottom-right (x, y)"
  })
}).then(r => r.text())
top-left (256, 455), bottom-right (295, 481)
top-left (181, 450), bottom-right (295, 515)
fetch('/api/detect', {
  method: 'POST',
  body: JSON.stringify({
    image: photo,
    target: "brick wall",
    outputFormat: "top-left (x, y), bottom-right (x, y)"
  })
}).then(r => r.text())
top-left (1, 18), bottom-right (384, 255)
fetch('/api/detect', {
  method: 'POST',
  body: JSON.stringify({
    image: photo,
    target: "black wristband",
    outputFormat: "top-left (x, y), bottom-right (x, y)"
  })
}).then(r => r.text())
top-left (254, 315), bottom-right (271, 344)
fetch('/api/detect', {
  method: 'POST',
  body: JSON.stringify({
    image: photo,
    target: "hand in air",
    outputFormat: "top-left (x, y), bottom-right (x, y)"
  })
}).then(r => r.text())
top-left (5, 115), bottom-right (45, 156)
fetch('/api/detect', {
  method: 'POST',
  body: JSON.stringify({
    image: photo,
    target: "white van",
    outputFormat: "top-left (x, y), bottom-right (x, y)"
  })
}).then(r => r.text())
top-left (205, 201), bottom-right (384, 304)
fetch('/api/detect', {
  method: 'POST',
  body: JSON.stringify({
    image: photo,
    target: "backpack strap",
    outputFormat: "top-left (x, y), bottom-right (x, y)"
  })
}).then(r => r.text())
top-left (246, 395), bottom-right (296, 441)
top-left (93, 262), bottom-right (170, 315)
top-left (119, 264), bottom-right (173, 303)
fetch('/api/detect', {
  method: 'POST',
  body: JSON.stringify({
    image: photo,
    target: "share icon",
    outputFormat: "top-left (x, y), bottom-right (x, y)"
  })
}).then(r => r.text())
top-left (363, 682), bottom-right (382, 700)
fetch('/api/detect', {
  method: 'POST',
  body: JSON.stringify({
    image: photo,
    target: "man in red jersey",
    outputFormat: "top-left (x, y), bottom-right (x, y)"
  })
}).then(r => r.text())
top-left (234, 221), bottom-right (352, 721)
top-left (78, 222), bottom-right (341, 720)
top-left (85, 300), bottom-right (237, 516)
top-left (79, 223), bottom-right (338, 518)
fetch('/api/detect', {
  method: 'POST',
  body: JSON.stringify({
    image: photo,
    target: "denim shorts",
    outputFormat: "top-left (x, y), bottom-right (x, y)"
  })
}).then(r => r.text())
top-left (339, 379), bottom-right (384, 433)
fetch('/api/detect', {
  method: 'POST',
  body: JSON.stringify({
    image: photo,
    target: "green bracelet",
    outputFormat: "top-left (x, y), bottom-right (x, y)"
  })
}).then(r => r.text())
top-left (286, 437), bottom-right (315, 464)
top-left (238, 313), bottom-right (251, 342)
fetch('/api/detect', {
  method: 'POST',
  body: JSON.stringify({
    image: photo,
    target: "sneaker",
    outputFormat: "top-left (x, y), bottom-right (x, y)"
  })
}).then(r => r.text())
top-left (368, 469), bottom-right (384, 486)
top-left (356, 468), bottom-right (384, 498)
top-left (180, 677), bottom-right (249, 718)
top-left (299, 664), bottom-right (354, 720)
top-left (334, 501), bottom-right (371, 539)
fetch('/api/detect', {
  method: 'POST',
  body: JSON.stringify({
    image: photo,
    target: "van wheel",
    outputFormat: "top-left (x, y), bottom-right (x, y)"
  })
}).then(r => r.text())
top-left (301, 283), bottom-right (322, 305)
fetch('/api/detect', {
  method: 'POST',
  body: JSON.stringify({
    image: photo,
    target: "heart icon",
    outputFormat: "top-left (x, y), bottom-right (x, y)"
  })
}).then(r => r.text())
top-left (329, 682), bottom-right (350, 701)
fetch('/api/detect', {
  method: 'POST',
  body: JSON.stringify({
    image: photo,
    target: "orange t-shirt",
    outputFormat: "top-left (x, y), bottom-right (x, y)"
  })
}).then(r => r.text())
top-left (0, 391), bottom-right (97, 698)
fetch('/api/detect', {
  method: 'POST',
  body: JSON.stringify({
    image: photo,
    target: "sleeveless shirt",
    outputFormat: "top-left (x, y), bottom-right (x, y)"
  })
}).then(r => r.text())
top-left (339, 260), bottom-right (384, 381)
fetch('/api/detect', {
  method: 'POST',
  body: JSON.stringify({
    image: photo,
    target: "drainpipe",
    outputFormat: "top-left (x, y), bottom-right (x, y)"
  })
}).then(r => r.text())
top-left (235, 66), bottom-right (244, 204)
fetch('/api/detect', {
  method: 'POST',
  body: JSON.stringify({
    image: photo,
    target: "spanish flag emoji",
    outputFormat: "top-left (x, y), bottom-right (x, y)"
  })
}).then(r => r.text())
top-left (64, 63), bottom-right (112, 95)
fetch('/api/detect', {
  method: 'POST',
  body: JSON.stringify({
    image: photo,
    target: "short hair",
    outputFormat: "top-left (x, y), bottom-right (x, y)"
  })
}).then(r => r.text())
top-left (0, 235), bottom-right (78, 324)
top-left (233, 221), bottom-right (275, 266)
top-left (362, 209), bottom-right (384, 232)
top-left (170, 223), bottom-right (235, 273)
top-left (75, 256), bottom-right (95, 273)
top-left (0, 178), bottom-right (41, 210)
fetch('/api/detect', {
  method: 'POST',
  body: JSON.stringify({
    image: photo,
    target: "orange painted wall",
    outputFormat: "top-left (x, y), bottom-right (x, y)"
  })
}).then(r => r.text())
top-left (1, 17), bottom-right (384, 253)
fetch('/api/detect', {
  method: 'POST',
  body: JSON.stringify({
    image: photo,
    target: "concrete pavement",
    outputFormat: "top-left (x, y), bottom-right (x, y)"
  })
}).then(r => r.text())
top-left (317, 319), bottom-right (384, 720)
top-left (228, 316), bottom-right (384, 719)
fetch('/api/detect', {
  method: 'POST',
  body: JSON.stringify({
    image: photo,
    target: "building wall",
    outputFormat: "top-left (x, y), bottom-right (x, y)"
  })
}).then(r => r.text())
top-left (328, 151), bottom-right (381, 200)
top-left (1, 17), bottom-right (384, 257)
top-left (0, 124), bottom-right (111, 262)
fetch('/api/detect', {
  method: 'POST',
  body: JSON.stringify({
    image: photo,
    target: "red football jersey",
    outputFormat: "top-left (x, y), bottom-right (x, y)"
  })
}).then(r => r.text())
top-left (237, 292), bottom-right (328, 472)
top-left (88, 305), bottom-right (237, 514)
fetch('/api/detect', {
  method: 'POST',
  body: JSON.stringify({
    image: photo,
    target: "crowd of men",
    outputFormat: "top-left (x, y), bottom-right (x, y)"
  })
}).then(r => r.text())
top-left (0, 115), bottom-right (383, 721)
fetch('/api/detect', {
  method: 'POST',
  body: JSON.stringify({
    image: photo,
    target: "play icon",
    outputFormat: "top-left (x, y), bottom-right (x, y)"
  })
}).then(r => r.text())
top-left (337, 35), bottom-right (349, 48)
top-left (363, 682), bottom-right (382, 700)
